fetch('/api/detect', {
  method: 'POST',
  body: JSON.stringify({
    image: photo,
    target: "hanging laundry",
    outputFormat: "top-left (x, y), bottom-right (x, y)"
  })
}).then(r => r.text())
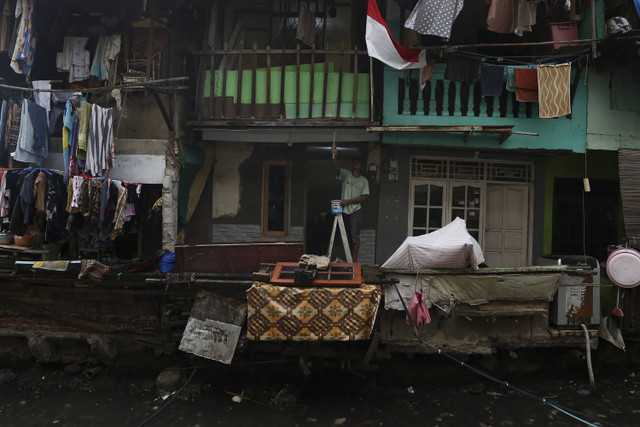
top-left (515, 0), bottom-right (541, 35)
top-left (404, 0), bottom-right (464, 41)
top-left (296, 3), bottom-right (316, 47)
top-left (89, 36), bottom-right (109, 81)
top-left (505, 66), bottom-right (527, 92)
top-left (109, 183), bottom-right (128, 239)
top-left (444, 55), bottom-right (480, 85)
top-left (77, 100), bottom-right (91, 161)
top-left (420, 57), bottom-right (437, 90)
top-left (537, 63), bottom-right (571, 118)
top-left (0, 0), bottom-right (14, 53)
top-left (67, 175), bottom-right (84, 213)
top-left (0, 100), bottom-right (8, 167)
top-left (104, 34), bottom-right (121, 82)
top-left (514, 68), bottom-right (538, 102)
top-left (13, 99), bottom-right (48, 164)
top-left (0, 172), bottom-right (8, 218)
top-left (56, 36), bottom-right (73, 72)
top-left (32, 80), bottom-right (51, 125)
top-left (4, 100), bottom-right (22, 149)
top-left (33, 171), bottom-right (46, 212)
top-left (44, 172), bottom-right (68, 241)
top-left (86, 104), bottom-right (114, 177)
top-left (69, 37), bottom-right (90, 83)
top-left (487, 0), bottom-right (519, 34)
top-left (62, 99), bottom-right (73, 172)
top-left (10, 0), bottom-right (36, 75)
top-left (18, 169), bottom-right (37, 225)
top-left (480, 64), bottom-right (505, 97)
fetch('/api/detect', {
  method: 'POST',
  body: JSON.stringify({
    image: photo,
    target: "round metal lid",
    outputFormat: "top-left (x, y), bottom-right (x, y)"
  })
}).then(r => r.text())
top-left (606, 248), bottom-right (640, 288)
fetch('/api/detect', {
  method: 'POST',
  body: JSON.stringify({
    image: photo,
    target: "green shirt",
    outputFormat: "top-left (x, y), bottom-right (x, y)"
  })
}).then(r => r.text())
top-left (337, 168), bottom-right (370, 215)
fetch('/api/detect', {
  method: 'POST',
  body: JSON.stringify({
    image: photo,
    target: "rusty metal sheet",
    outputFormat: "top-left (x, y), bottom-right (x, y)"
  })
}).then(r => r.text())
top-left (175, 242), bottom-right (304, 274)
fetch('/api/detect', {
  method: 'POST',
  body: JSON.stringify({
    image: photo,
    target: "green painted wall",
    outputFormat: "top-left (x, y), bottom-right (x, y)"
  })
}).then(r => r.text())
top-left (542, 150), bottom-right (622, 254)
top-left (382, 66), bottom-right (588, 153)
top-left (586, 68), bottom-right (640, 150)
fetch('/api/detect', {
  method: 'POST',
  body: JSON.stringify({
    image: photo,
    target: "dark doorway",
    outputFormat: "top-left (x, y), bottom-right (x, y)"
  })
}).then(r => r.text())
top-left (305, 184), bottom-right (342, 257)
top-left (552, 178), bottom-right (619, 261)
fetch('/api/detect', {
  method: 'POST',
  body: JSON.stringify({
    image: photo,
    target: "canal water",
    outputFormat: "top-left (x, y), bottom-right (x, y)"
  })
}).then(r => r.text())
top-left (0, 345), bottom-right (639, 426)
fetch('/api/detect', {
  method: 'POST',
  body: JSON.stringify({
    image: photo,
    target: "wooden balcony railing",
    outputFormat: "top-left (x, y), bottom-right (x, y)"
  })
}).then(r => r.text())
top-left (193, 42), bottom-right (372, 122)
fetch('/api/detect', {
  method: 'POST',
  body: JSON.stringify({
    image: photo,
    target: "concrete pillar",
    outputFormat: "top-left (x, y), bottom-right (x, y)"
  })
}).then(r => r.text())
top-left (162, 93), bottom-right (185, 251)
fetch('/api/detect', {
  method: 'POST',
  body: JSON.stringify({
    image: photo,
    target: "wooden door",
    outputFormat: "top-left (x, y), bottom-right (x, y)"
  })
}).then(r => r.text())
top-left (484, 184), bottom-right (530, 267)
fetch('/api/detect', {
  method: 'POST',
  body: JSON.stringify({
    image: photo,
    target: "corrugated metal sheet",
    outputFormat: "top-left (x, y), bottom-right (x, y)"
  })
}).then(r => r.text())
top-left (618, 148), bottom-right (640, 239)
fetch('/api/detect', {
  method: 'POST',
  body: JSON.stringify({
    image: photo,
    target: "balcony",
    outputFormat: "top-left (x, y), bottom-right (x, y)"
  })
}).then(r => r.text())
top-left (382, 64), bottom-right (588, 152)
top-left (191, 43), bottom-right (373, 126)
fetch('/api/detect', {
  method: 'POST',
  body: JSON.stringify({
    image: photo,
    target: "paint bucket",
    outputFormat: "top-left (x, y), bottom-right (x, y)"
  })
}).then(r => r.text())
top-left (331, 200), bottom-right (342, 214)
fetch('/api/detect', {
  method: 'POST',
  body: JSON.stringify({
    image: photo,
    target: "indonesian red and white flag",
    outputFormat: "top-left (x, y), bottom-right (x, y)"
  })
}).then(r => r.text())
top-left (366, 0), bottom-right (426, 70)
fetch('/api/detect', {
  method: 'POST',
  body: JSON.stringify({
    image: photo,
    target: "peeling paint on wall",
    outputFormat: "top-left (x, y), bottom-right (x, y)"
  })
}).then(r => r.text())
top-left (212, 142), bottom-right (254, 218)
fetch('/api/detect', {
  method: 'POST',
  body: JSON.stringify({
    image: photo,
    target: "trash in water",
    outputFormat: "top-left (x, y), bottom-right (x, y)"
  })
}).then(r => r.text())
top-left (407, 386), bottom-right (415, 394)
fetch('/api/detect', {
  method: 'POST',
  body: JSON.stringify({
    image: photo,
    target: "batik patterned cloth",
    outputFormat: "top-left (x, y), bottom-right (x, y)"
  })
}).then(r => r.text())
top-left (537, 63), bottom-right (571, 118)
top-left (247, 282), bottom-right (381, 341)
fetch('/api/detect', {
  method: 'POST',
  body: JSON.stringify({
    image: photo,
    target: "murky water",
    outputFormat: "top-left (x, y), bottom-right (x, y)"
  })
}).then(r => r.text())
top-left (1, 350), bottom-right (639, 427)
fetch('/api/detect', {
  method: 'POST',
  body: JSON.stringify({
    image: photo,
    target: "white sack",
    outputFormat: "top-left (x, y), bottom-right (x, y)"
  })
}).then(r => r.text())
top-left (382, 217), bottom-right (485, 269)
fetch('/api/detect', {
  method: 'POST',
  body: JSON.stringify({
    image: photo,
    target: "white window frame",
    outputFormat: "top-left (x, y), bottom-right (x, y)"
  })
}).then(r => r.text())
top-left (409, 156), bottom-right (534, 250)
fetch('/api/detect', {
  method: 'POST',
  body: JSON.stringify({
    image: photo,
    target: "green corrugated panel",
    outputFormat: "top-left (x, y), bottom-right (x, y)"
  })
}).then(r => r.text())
top-left (203, 65), bottom-right (369, 107)
top-left (285, 102), bottom-right (369, 119)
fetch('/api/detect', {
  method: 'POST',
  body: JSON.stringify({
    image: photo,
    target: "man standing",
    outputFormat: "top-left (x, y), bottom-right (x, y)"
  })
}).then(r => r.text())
top-left (332, 153), bottom-right (369, 262)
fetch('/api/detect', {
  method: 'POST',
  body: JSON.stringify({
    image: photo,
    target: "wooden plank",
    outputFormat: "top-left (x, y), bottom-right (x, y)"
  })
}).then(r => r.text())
top-left (296, 43), bottom-right (300, 119)
top-left (251, 41), bottom-right (258, 118)
top-left (322, 42), bottom-right (329, 118)
top-left (336, 42), bottom-right (345, 118)
top-left (266, 45), bottom-right (272, 117)
top-left (221, 41), bottom-right (229, 118)
top-left (236, 40), bottom-right (244, 118)
top-left (280, 48), bottom-right (286, 118)
top-left (309, 47), bottom-right (315, 119)
top-left (352, 47), bottom-right (358, 119)
top-left (208, 55), bottom-right (215, 118)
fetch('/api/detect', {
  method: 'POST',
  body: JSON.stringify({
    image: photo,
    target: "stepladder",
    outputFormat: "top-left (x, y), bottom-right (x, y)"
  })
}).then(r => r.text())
top-left (327, 213), bottom-right (353, 263)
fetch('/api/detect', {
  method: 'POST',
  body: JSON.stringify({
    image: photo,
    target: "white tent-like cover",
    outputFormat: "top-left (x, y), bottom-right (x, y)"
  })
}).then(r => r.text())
top-left (382, 217), bottom-right (485, 270)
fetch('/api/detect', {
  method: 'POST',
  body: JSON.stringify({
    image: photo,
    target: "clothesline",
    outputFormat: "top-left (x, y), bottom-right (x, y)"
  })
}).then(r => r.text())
top-left (0, 76), bottom-right (189, 94)
top-left (418, 32), bottom-right (640, 53)
top-left (452, 50), bottom-right (590, 67)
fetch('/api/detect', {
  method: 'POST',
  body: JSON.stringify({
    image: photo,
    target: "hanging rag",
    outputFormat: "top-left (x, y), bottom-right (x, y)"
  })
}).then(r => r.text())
top-left (404, 0), bottom-right (464, 41)
top-left (407, 289), bottom-right (431, 327)
top-left (32, 80), bottom-right (51, 126)
top-left (444, 55), bottom-right (480, 84)
top-left (505, 66), bottom-right (527, 92)
top-left (296, 3), bottom-right (316, 47)
top-left (69, 37), bottom-right (90, 83)
top-left (89, 36), bottom-right (108, 80)
top-left (0, 100), bottom-right (8, 167)
top-left (0, 0), bottom-right (14, 53)
top-left (537, 63), bottom-right (571, 118)
top-left (480, 64), bottom-right (504, 96)
top-left (86, 104), bottom-right (114, 176)
top-left (487, 0), bottom-right (519, 34)
top-left (77, 100), bottom-right (92, 160)
top-left (420, 57), bottom-right (437, 90)
top-left (13, 99), bottom-right (49, 164)
top-left (514, 68), bottom-right (538, 102)
top-left (515, 0), bottom-right (541, 35)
